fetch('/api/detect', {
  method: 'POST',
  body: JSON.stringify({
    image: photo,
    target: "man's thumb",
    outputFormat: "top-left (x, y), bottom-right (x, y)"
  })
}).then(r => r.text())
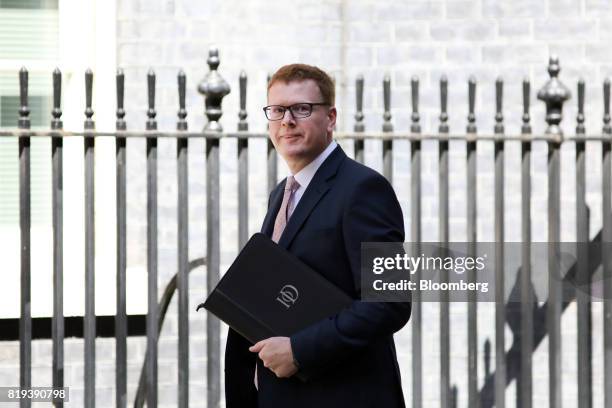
top-left (249, 341), bottom-right (264, 352)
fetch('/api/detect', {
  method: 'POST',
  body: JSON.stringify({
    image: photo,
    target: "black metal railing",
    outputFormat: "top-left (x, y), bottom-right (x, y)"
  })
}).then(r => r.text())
top-left (1, 49), bottom-right (611, 408)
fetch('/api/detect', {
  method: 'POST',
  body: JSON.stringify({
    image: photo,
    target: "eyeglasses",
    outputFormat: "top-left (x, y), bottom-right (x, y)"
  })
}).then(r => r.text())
top-left (263, 102), bottom-right (328, 121)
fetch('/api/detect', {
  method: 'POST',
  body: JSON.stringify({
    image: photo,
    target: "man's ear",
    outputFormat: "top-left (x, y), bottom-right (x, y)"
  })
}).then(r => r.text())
top-left (327, 107), bottom-right (337, 132)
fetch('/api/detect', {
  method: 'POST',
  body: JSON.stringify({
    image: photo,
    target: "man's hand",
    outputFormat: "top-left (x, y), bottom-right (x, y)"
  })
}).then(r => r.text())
top-left (249, 337), bottom-right (298, 378)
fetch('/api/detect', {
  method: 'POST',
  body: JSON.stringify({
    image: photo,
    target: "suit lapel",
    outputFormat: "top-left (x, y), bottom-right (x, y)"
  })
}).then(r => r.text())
top-left (277, 145), bottom-right (346, 249)
top-left (261, 181), bottom-right (285, 237)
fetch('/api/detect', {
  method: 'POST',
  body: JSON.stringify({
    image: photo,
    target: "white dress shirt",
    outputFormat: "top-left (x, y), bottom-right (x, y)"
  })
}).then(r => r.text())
top-left (287, 140), bottom-right (338, 218)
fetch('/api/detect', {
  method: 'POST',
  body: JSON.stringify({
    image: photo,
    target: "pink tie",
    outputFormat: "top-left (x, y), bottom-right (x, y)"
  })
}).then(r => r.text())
top-left (271, 176), bottom-right (300, 243)
top-left (256, 176), bottom-right (300, 390)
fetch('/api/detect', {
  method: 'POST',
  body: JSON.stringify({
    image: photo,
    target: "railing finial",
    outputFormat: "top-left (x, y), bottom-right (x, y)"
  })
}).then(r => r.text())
top-left (84, 69), bottom-right (94, 130)
top-left (411, 76), bottom-right (420, 134)
top-left (577, 79), bottom-right (585, 135)
top-left (382, 74), bottom-right (392, 132)
top-left (604, 78), bottom-right (611, 135)
top-left (439, 75), bottom-right (449, 134)
top-left (548, 55), bottom-right (561, 78)
top-left (522, 77), bottom-right (531, 135)
top-left (537, 55), bottom-right (571, 136)
top-left (116, 68), bottom-right (126, 130)
top-left (238, 70), bottom-right (248, 131)
top-left (52, 68), bottom-right (62, 130)
top-left (494, 77), bottom-right (504, 135)
top-left (177, 70), bottom-right (188, 131)
top-left (197, 48), bottom-right (231, 132)
top-left (466, 76), bottom-right (477, 134)
top-left (208, 47), bottom-right (220, 71)
top-left (147, 69), bottom-right (157, 131)
top-left (18, 67), bottom-right (30, 129)
top-left (354, 74), bottom-right (365, 132)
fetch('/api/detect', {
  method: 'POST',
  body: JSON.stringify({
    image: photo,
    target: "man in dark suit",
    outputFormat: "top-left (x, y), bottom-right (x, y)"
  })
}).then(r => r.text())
top-left (224, 64), bottom-right (411, 408)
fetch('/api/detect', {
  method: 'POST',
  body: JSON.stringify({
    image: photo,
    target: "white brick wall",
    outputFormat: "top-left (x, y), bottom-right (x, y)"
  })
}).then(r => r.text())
top-left (3, 0), bottom-right (611, 406)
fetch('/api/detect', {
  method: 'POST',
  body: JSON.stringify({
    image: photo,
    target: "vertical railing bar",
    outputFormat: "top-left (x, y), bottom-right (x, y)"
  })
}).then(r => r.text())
top-left (520, 77), bottom-right (533, 408)
top-left (145, 68), bottom-right (159, 407)
top-left (238, 71), bottom-right (249, 248)
top-left (177, 69), bottom-right (189, 408)
top-left (115, 68), bottom-right (128, 408)
top-left (439, 75), bottom-right (450, 408)
top-left (83, 68), bottom-right (96, 408)
top-left (354, 74), bottom-right (365, 163)
top-left (198, 48), bottom-right (229, 408)
top-left (538, 56), bottom-right (569, 408)
top-left (206, 135), bottom-right (221, 408)
top-left (18, 66), bottom-right (32, 408)
top-left (494, 77), bottom-right (505, 408)
top-left (547, 129), bottom-right (562, 408)
top-left (601, 78), bottom-right (612, 408)
top-left (51, 67), bottom-right (64, 408)
top-left (410, 75), bottom-right (422, 408)
top-left (266, 73), bottom-right (277, 194)
top-left (575, 79), bottom-right (592, 408)
top-left (382, 74), bottom-right (393, 182)
top-left (466, 75), bottom-right (478, 408)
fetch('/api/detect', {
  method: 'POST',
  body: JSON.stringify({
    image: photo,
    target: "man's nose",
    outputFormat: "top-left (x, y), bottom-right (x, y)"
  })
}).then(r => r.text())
top-left (280, 109), bottom-right (296, 126)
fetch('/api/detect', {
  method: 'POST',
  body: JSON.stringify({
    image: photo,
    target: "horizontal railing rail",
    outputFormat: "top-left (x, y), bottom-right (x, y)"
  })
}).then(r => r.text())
top-left (2, 129), bottom-right (612, 141)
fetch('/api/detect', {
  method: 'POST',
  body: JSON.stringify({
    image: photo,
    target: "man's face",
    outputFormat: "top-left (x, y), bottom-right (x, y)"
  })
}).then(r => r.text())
top-left (267, 79), bottom-right (336, 172)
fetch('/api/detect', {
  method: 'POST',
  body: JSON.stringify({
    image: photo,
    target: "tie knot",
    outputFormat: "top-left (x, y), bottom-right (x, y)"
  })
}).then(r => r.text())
top-left (285, 176), bottom-right (300, 193)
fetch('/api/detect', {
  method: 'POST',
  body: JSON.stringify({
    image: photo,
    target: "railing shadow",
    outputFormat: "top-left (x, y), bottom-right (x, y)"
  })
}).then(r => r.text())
top-left (478, 230), bottom-right (603, 408)
top-left (133, 256), bottom-right (206, 408)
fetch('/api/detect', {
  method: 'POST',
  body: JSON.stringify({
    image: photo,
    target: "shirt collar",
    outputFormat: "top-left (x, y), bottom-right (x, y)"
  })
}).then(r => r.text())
top-left (293, 140), bottom-right (338, 190)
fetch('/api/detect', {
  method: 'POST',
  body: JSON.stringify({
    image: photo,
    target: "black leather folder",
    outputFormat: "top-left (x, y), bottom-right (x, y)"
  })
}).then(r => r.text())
top-left (197, 233), bottom-right (353, 346)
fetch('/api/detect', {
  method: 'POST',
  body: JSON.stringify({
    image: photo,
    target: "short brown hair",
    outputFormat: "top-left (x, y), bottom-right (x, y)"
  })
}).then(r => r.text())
top-left (268, 64), bottom-right (335, 106)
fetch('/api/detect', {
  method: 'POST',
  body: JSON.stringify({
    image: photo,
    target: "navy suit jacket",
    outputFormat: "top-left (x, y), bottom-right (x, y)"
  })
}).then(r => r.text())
top-left (225, 145), bottom-right (411, 408)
